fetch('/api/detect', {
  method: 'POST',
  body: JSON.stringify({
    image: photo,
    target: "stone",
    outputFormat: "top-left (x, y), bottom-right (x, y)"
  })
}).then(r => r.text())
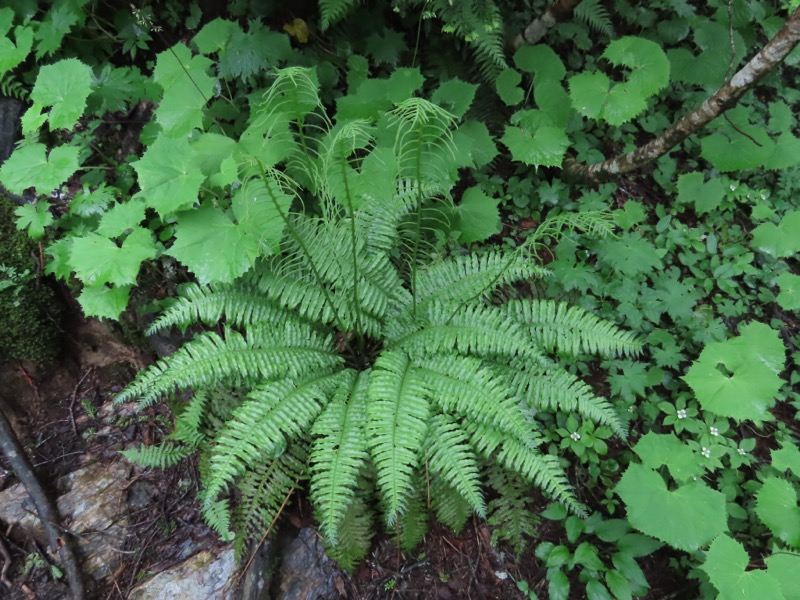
top-left (0, 460), bottom-right (130, 580)
top-left (274, 528), bottom-right (343, 600)
top-left (128, 546), bottom-right (237, 600)
top-left (0, 97), bottom-right (22, 165)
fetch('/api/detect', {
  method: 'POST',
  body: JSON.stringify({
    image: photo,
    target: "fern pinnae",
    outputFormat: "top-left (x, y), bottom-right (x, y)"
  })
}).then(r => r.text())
top-left (574, 0), bottom-right (615, 38)
top-left (423, 414), bottom-right (486, 518)
top-left (119, 442), bottom-right (191, 469)
top-left (310, 370), bottom-right (369, 546)
top-left (367, 350), bottom-right (431, 526)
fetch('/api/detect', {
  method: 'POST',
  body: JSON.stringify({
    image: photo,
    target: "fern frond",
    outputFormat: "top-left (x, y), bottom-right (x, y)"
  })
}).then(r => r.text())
top-left (574, 0), bottom-right (615, 38)
top-left (503, 299), bottom-right (642, 357)
top-left (417, 355), bottom-right (538, 448)
top-left (485, 464), bottom-right (537, 556)
top-left (324, 496), bottom-right (374, 572)
top-left (389, 302), bottom-right (548, 364)
top-left (169, 388), bottom-right (211, 447)
top-left (497, 440), bottom-right (586, 517)
top-left (367, 350), bottom-right (430, 526)
top-left (319, 0), bottom-right (359, 30)
top-left (234, 442), bottom-right (308, 556)
top-left (310, 370), bottom-right (370, 546)
top-left (395, 485), bottom-right (429, 551)
top-left (430, 474), bottom-right (472, 533)
top-left (205, 371), bottom-right (344, 503)
top-left (119, 442), bottom-right (191, 469)
top-left (201, 497), bottom-right (234, 541)
top-left (528, 369), bottom-right (627, 438)
top-left (117, 323), bottom-right (342, 407)
top-left (415, 251), bottom-right (550, 308)
top-left (146, 281), bottom-right (289, 334)
top-left (423, 415), bottom-right (486, 518)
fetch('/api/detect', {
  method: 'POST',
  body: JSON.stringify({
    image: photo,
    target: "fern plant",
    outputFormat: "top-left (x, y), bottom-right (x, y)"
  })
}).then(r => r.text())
top-left (118, 67), bottom-right (641, 567)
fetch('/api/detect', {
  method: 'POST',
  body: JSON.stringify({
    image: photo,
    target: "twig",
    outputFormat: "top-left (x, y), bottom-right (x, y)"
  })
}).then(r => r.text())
top-left (69, 368), bottom-right (95, 436)
top-left (0, 409), bottom-right (86, 600)
top-left (0, 533), bottom-right (12, 588)
top-left (17, 366), bottom-right (41, 404)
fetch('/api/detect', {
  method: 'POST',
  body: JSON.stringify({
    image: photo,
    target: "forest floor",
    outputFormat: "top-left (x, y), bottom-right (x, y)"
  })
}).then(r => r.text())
top-left (0, 314), bottom-right (689, 600)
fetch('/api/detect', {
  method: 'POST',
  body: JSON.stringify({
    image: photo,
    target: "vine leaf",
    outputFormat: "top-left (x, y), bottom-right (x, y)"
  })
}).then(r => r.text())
top-left (514, 44), bottom-right (566, 84)
top-left (14, 203), bottom-right (53, 240)
top-left (766, 553), bottom-right (800, 599)
top-left (132, 136), bottom-right (205, 216)
top-left (501, 109), bottom-right (569, 168)
top-left (77, 284), bottom-right (130, 320)
top-left (96, 199), bottom-right (147, 237)
top-left (0, 8), bottom-right (33, 71)
top-left (569, 36), bottom-right (669, 126)
top-left (755, 477), bottom-right (800, 547)
top-left (153, 44), bottom-right (216, 137)
top-left (452, 187), bottom-right (501, 244)
top-left (771, 442), bottom-right (800, 477)
top-left (616, 463), bottom-right (726, 552)
top-left (432, 78), bottom-right (478, 119)
top-left (26, 59), bottom-right (92, 131)
top-left (632, 433), bottom-right (703, 484)
top-left (702, 535), bottom-right (786, 600)
top-left (0, 143), bottom-right (80, 195)
top-left (775, 272), bottom-right (800, 310)
top-left (495, 68), bottom-right (524, 106)
top-left (683, 322), bottom-right (785, 423)
top-left (751, 211), bottom-right (800, 258)
top-left (70, 227), bottom-right (157, 287)
top-left (676, 172), bottom-right (725, 215)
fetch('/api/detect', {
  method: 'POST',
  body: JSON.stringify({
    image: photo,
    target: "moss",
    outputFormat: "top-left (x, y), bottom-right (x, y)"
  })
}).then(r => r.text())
top-left (0, 197), bottom-right (62, 365)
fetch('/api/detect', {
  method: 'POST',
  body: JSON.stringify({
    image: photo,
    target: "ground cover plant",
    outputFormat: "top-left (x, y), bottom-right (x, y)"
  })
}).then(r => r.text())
top-left (0, 0), bottom-right (799, 598)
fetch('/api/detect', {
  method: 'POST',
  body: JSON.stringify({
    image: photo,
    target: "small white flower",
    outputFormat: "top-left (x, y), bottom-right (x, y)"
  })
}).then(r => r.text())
top-left (710, 427), bottom-right (719, 437)
top-left (701, 447), bottom-right (711, 459)
top-left (495, 571), bottom-right (508, 581)
top-left (570, 432), bottom-right (581, 441)
top-left (677, 409), bottom-right (687, 419)
top-left (738, 448), bottom-right (747, 456)
top-left (729, 184), bottom-right (736, 191)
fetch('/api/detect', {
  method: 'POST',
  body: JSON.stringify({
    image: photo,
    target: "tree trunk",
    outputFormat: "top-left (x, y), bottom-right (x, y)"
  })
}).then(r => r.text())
top-left (563, 8), bottom-right (800, 184)
top-left (513, 0), bottom-right (580, 48)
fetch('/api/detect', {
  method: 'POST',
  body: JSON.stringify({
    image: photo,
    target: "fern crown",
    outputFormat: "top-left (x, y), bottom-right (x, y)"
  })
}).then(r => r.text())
top-left (119, 66), bottom-right (641, 566)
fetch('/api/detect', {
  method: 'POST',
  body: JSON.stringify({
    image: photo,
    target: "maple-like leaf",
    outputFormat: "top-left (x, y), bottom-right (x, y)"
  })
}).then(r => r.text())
top-left (132, 136), bottom-right (205, 215)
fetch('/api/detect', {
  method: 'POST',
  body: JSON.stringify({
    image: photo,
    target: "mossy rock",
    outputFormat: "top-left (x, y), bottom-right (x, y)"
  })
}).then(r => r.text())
top-left (0, 197), bottom-right (62, 365)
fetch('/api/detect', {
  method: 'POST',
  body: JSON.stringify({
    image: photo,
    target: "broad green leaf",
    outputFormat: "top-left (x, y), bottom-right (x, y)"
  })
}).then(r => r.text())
top-left (676, 172), bottom-right (725, 215)
top-left (573, 542), bottom-right (604, 571)
top-left (451, 120), bottom-right (498, 168)
top-left (77, 284), bottom-right (130, 320)
top-left (132, 136), bottom-right (205, 215)
top-left (69, 185), bottom-right (114, 217)
top-left (431, 78), bottom-right (478, 119)
top-left (771, 442), bottom-right (800, 477)
top-left (606, 570), bottom-right (632, 600)
top-left (616, 464), bottom-right (726, 551)
top-left (153, 44), bottom-right (216, 137)
top-left (766, 553), bottom-right (800, 598)
top-left (514, 44), bottom-right (566, 84)
top-left (96, 200), bottom-right (147, 238)
top-left (192, 133), bottom-right (238, 176)
top-left (569, 72), bottom-right (610, 119)
top-left (192, 18), bottom-right (238, 54)
top-left (767, 132), bottom-right (800, 170)
top-left (70, 227), bottom-right (157, 287)
top-left (452, 187), bottom-right (501, 244)
top-left (755, 477), bottom-right (800, 547)
top-left (534, 81), bottom-right (571, 128)
top-left (683, 322), bottom-right (784, 423)
top-left (501, 109), bottom-right (569, 168)
top-left (496, 68), bottom-right (524, 106)
top-left (549, 569), bottom-right (570, 600)
top-left (775, 272), bottom-right (800, 310)
top-left (611, 552), bottom-right (649, 589)
top-left (700, 108), bottom-right (774, 171)
top-left (597, 233), bottom-right (662, 276)
top-left (633, 433), bottom-right (703, 483)
top-left (586, 580), bottom-right (613, 600)
top-left (602, 36), bottom-right (670, 97)
top-left (702, 535), bottom-right (786, 600)
top-left (14, 203), bottom-right (53, 240)
top-left (34, 3), bottom-right (81, 59)
top-left (616, 534), bottom-right (661, 558)
top-left (0, 8), bottom-right (33, 71)
top-left (751, 211), bottom-right (800, 258)
top-left (0, 143), bottom-right (80, 195)
top-left (28, 59), bottom-right (92, 130)
top-left (45, 238), bottom-right (73, 280)
top-left (336, 68), bottom-right (423, 121)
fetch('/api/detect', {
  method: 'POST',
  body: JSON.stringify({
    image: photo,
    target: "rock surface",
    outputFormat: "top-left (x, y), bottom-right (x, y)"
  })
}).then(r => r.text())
top-left (275, 528), bottom-right (343, 600)
top-left (0, 460), bottom-right (130, 579)
top-left (128, 546), bottom-right (237, 600)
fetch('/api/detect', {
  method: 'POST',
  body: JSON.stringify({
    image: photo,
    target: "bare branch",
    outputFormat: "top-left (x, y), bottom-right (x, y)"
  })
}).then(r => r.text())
top-left (563, 8), bottom-right (800, 184)
top-left (513, 0), bottom-right (580, 48)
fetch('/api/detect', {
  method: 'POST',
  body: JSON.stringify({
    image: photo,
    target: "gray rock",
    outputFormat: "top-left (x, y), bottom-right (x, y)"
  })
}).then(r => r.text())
top-left (275, 528), bottom-right (343, 600)
top-left (128, 546), bottom-right (237, 600)
top-left (0, 97), bottom-right (23, 165)
top-left (0, 461), bottom-right (130, 580)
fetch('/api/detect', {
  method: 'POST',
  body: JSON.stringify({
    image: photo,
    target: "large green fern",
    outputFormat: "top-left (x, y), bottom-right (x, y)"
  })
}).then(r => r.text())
top-left (118, 66), bottom-right (641, 568)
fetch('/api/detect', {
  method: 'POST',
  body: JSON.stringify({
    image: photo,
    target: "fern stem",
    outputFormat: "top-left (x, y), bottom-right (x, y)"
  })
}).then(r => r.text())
top-left (255, 163), bottom-right (344, 332)
top-left (338, 154), bottom-right (365, 346)
top-left (410, 130), bottom-right (425, 317)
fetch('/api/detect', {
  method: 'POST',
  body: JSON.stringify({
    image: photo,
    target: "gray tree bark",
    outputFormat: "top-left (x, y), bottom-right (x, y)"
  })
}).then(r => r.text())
top-left (563, 8), bottom-right (800, 184)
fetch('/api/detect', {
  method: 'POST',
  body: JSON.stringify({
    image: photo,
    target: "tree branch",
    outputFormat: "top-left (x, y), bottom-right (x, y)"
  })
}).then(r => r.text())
top-left (513, 0), bottom-right (580, 48)
top-left (563, 8), bottom-right (800, 184)
top-left (0, 409), bottom-right (86, 600)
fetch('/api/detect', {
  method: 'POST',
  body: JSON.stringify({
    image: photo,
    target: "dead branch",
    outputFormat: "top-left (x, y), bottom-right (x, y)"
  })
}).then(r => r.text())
top-left (563, 8), bottom-right (800, 184)
top-left (513, 0), bottom-right (580, 48)
top-left (0, 409), bottom-right (86, 600)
